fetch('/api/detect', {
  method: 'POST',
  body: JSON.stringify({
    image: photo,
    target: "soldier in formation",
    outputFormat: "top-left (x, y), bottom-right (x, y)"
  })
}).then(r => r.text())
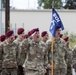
top-left (19, 28), bottom-right (49, 75)
top-left (41, 31), bottom-right (50, 75)
top-left (14, 28), bottom-right (25, 75)
top-left (64, 37), bottom-right (72, 75)
top-left (0, 30), bottom-right (18, 75)
top-left (47, 26), bottom-right (69, 75)
top-left (0, 27), bottom-right (75, 75)
top-left (72, 43), bottom-right (76, 75)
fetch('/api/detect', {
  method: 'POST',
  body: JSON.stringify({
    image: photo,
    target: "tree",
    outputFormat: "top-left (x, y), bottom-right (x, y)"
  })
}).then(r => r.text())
top-left (64, 0), bottom-right (76, 9)
top-left (38, 0), bottom-right (63, 9)
top-left (2, 0), bottom-right (5, 8)
top-left (1, 0), bottom-right (15, 9)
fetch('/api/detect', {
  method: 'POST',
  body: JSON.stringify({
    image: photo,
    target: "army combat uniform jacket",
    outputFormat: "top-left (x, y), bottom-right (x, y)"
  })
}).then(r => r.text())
top-left (19, 39), bottom-right (48, 75)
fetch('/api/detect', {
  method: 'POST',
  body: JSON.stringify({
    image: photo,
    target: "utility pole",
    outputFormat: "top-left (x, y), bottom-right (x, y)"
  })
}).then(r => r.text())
top-left (5, 0), bottom-right (10, 33)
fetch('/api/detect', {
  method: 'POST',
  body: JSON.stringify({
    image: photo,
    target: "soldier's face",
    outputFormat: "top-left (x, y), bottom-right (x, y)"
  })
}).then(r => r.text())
top-left (56, 29), bottom-right (61, 37)
top-left (9, 34), bottom-right (15, 42)
top-left (19, 32), bottom-right (25, 40)
top-left (43, 34), bottom-right (49, 41)
top-left (33, 31), bottom-right (40, 42)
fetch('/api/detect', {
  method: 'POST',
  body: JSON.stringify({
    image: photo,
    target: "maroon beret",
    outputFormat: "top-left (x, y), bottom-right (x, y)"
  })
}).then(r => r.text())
top-left (24, 34), bottom-right (29, 39)
top-left (6, 30), bottom-right (14, 38)
top-left (64, 37), bottom-right (69, 42)
top-left (56, 26), bottom-right (60, 30)
top-left (41, 31), bottom-right (48, 37)
top-left (60, 34), bottom-right (63, 38)
top-left (34, 28), bottom-right (39, 32)
top-left (28, 28), bottom-right (39, 36)
top-left (0, 35), bottom-right (6, 42)
top-left (14, 35), bottom-right (17, 39)
top-left (17, 28), bottom-right (24, 35)
top-left (28, 29), bottom-right (35, 36)
top-left (0, 36), bottom-right (1, 42)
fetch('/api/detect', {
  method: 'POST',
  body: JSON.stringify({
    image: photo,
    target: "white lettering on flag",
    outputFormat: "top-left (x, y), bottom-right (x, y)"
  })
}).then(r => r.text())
top-left (50, 20), bottom-right (55, 30)
top-left (53, 13), bottom-right (60, 22)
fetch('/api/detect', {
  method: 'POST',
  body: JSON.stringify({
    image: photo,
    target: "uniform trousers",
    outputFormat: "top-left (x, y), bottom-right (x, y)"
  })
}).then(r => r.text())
top-left (2, 68), bottom-right (17, 75)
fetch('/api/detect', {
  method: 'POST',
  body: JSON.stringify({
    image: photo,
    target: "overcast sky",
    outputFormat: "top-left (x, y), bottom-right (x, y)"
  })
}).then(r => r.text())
top-left (10, 0), bottom-right (65, 9)
top-left (10, 0), bottom-right (38, 9)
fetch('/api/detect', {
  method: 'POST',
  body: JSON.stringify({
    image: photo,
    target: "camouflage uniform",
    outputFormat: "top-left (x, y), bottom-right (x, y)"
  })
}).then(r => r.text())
top-left (66, 46), bottom-right (72, 75)
top-left (0, 42), bottom-right (2, 75)
top-left (14, 38), bottom-right (23, 65)
top-left (0, 40), bottom-right (18, 75)
top-left (20, 39), bottom-right (48, 75)
top-left (41, 41), bottom-right (50, 75)
top-left (72, 46), bottom-right (76, 72)
top-left (14, 38), bottom-right (24, 75)
top-left (48, 38), bottom-right (68, 75)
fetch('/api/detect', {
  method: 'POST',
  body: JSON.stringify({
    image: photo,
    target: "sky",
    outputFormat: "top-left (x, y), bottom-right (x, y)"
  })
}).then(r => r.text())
top-left (10, 0), bottom-right (38, 9)
top-left (10, 0), bottom-right (65, 9)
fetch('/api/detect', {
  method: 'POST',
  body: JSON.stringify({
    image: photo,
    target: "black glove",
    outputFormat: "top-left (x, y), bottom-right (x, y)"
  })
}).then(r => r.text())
top-left (45, 68), bottom-right (49, 75)
top-left (18, 65), bottom-right (24, 75)
top-left (73, 63), bottom-right (76, 69)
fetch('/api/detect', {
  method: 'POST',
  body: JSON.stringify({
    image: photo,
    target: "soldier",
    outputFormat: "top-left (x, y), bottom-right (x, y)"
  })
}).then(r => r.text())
top-left (64, 37), bottom-right (72, 75)
top-left (0, 30), bottom-right (18, 75)
top-left (0, 36), bottom-right (1, 75)
top-left (47, 26), bottom-right (69, 75)
top-left (20, 28), bottom-right (48, 75)
top-left (41, 31), bottom-right (49, 75)
top-left (0, 35), bottom-right (6, 75)
top-left (72, 42), bottom-right (76, 75)
top-left (14, 28), bottom-right (25, 75)
top-left (41, 31), bottom-right (49, 44)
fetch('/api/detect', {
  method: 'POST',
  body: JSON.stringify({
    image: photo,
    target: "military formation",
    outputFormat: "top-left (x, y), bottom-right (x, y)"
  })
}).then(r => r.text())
top-left (0, 26), bottom-right (76, 75)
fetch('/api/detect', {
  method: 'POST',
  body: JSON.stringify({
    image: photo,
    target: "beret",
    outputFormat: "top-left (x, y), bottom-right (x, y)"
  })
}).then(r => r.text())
top-left (24, 34), bottom-right (28, 39)
top-left (17, 28), bottom-right (24, 35)
top-left (0, 35), bottom-right (6, 42)
top-left (64, 37), bottom-right (69, 42)
top-left (28, 28), bottom-right (39, 36)
top-left (41, 31), bottom-right (48, 37)
top-left (6, 30), bottom-right (14, 38)
top-left (56, 26), bottom-right (60, 30)
top-left (60, 34), bottom-right (63, 38)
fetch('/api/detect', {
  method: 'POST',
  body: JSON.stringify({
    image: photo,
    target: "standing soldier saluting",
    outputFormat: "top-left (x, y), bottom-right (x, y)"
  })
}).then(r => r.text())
top-left (0, 30), bottom-right (18, 75)
top-left (20, 28), bottom-right (49, 75)
top-left (47, 26), bottom-right (69, 75)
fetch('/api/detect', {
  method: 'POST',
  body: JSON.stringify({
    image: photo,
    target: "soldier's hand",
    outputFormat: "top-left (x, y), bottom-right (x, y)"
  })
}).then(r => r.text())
top-left (75, 69), bottom-right (76, 72)
top-left (44, 69), bottom-right (47, 74)
top-left (47, 64), bottom-right (52, 69)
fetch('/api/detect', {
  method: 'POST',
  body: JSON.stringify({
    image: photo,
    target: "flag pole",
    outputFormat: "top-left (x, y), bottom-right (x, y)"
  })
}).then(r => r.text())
top-left (51, 1), bottom-right (54, 75)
